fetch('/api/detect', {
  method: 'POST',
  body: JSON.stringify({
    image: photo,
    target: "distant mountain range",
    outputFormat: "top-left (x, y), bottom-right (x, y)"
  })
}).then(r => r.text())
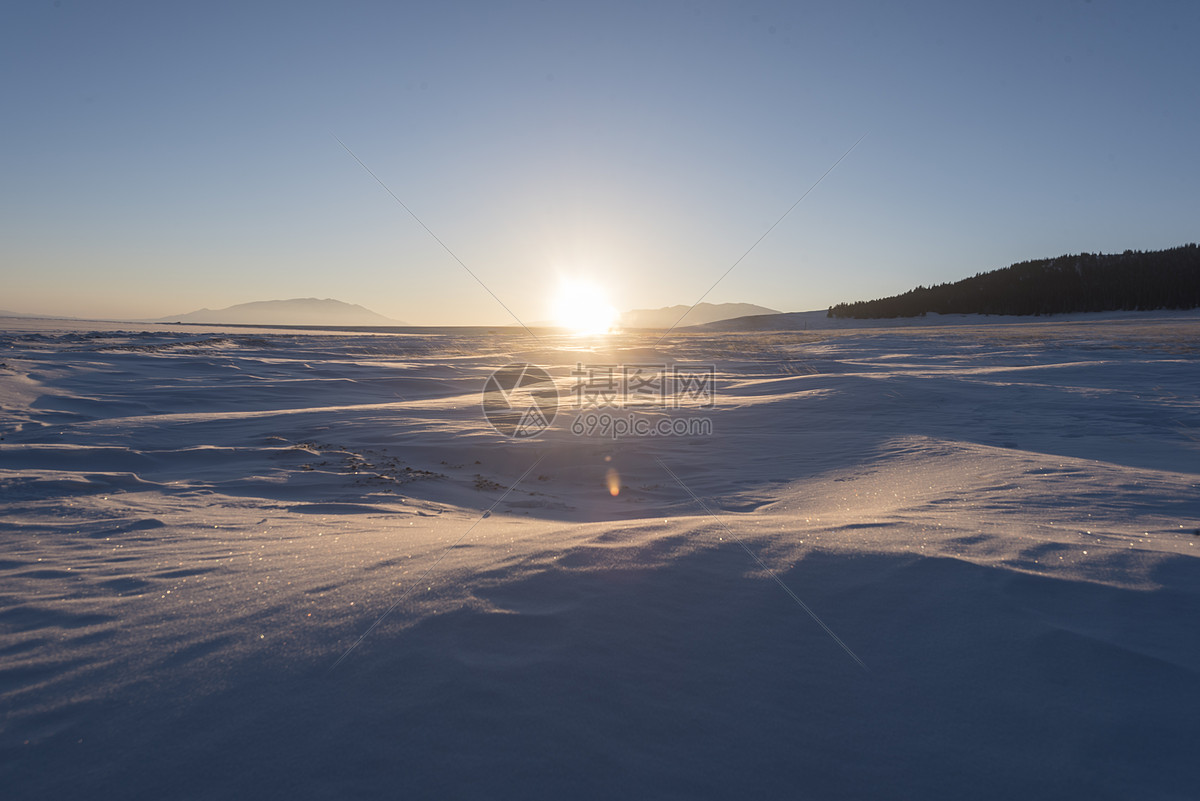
top-left (6, 299), bottom-right (779, 328)
top-left (157, 298), bottom-right (405, 326)
top-left (0, 309), bottom-right (73, 320)
top-left (619, 302), bottom-right (779, 329)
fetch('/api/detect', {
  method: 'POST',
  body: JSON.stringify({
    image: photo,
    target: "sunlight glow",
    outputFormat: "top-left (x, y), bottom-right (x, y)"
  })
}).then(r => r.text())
top-left (551, 279), bottom-right (618, 335)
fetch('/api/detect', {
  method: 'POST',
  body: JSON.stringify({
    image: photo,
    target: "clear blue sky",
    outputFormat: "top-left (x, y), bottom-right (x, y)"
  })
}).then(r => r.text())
top-left (3, 0), bottom-right (1197, 324)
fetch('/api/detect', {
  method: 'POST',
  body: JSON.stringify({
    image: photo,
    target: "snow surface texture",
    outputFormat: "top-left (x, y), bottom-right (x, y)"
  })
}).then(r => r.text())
top-left (1, 316), bottom-right (1198, 800)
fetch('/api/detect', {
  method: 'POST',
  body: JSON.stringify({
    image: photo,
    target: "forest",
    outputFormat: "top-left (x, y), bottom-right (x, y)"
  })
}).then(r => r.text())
top-left (828, 244), bottom-right (1200, 318)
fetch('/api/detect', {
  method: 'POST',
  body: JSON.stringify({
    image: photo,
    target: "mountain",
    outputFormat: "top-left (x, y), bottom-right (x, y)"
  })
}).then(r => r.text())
top-left (158, 298), bottom-right (405, 326)
top-left (620, 302), bottom-right (780, 329)
top-left (828, 244), bottom-right (1200, 319)
top-left (0, 309), bottom-right (73, 320)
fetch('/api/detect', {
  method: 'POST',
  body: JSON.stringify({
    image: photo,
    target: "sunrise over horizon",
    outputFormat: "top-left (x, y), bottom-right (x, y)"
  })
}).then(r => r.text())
top-left (4, 2), bottom-right (1198, 325)
top-left (3, 4), bottom-right (1199, 800)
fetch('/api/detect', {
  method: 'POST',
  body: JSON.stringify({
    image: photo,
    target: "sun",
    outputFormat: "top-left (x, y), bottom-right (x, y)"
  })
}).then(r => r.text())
top-left (551, 279), bottom-right (618, 335)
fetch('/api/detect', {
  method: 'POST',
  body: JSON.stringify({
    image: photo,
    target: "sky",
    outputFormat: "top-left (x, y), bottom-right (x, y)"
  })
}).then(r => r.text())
top-left (2, 0), bottom-right (1198, 325)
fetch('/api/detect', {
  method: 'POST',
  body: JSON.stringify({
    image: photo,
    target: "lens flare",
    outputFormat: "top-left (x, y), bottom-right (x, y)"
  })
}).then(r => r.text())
top-left (605, 467), bottom-right (620, 497)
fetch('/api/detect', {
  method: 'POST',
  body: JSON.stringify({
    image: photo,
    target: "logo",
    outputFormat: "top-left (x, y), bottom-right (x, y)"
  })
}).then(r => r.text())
top-left (482, 363), bottom-right (558, 438)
